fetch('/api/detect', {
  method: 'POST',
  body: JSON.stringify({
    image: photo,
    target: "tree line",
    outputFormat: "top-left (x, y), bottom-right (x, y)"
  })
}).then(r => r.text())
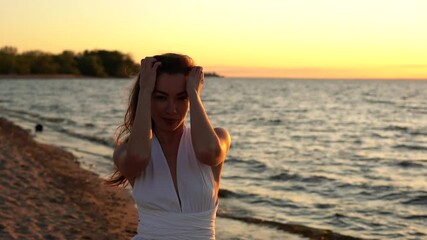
top-left (0, 46), bottom-right (139, 78)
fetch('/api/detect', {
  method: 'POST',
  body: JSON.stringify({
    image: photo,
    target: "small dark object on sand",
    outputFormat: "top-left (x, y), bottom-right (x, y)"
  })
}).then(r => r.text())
top-left (35, 124), bottom-right (43, 132)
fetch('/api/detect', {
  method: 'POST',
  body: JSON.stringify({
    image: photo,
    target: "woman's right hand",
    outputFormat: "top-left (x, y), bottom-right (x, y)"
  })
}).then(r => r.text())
top-left (139, 57), bottom-right (161, 93)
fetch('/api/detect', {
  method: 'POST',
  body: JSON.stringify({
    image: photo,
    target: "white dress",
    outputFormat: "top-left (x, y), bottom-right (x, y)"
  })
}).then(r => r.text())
top-left (131, 125), bottom-right (218, 240)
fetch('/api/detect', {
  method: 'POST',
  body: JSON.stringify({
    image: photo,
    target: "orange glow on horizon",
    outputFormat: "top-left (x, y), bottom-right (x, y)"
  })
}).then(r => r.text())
top-left (206, 65), bottom-right (427, 80)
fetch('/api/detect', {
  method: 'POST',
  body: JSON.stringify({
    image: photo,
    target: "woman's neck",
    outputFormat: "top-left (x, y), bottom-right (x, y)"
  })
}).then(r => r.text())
top-left (154, 125), bottom-right (185, 146)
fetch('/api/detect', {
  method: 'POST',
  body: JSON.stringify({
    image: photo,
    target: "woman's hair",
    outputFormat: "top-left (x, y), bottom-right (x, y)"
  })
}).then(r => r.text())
top-left (106, 53), bottom-right (195, 187)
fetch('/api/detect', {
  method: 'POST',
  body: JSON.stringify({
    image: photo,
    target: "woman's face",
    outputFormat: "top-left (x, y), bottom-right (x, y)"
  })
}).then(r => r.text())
top-left (151, 73), bottom-right (189, 132)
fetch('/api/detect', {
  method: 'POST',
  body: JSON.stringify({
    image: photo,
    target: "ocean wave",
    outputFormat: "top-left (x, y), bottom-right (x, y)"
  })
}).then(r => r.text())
top-left (378, 191), bottom-right (408, 201)
top-left (395, 160), bottom-right (425, 168)
top-left (350, 155), bottom-right (382, 162)
top-left (364, 98), bottom-right (396, 106)
top-left (383, 125), bottom-right (427, 136)
top-left (218, 189), bottom-right (240, 198)
top-left (409, 130), bottom-right (427, 137)
top-left (383, 125), bottom-right (409, 132)
top-left (64, 146), bottom-right (112, 160)
top-left (218, 189), bottom-right (257, 199)
top-left (334, 182), bottom-right (397, 197)
top-left (84, 123), bottom-right (96, 128)
top-left (270, 172), bottom-right (335, 184)
top-left (1, 107), bottom-right (82, 128)
top-left (401, 215), bottom-right (427, 220)
top-left (5, 108), bottom-right (114, 148)
top-left (393, 144), bottom-right (427, 151)
top-left (370, 132), bottom-right (388, 139)
top-left (218, 189), bottom-right (295, 209)
top-left (57, 128), bottom-right (115, 147)
top-left (270, 172), bottom-right (300, 181)
top-left (360, 183), bottom-right (395, 193)
top-left (246, 160), bottom-right (268, 173)
top-left (247, 117), bottom-right (282, 125)
top-left (249, 197), bottom-right (300, 209)
top-left (226, 157), bottom-right (268, 172)
top-left (401, 193), bottom-right (427, 206)
top-left (400, 105), bottom-right (427, 112)
top-left (217, 212), bottom-right (362, 240)
top-left (314, 203), bottom-right (335, 209)
top-left (283, 109), bottom-right (308, 113)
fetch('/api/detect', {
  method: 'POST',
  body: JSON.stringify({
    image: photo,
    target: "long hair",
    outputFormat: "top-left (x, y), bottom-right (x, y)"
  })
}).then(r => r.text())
top-left (105, 53), bottom-right (195, 187)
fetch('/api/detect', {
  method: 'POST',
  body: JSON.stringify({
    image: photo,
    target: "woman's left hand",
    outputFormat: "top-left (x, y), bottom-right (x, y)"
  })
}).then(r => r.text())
top-left (187, 66), bottom-right (204, 96)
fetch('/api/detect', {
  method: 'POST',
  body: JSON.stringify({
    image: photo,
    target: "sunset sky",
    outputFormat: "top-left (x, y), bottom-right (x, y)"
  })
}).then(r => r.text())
top-left (1, 0), bottom-right (426, 79)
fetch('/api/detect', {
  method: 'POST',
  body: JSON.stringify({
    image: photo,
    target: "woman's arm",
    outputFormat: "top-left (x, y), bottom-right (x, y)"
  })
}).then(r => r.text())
top-left (187, 67), bottom-right (231, 166)
top-left (113, 57), bottom-right (161, 184)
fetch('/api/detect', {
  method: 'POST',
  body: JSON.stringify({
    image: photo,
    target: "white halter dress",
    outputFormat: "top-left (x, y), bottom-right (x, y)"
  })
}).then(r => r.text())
top-left (131, 125), bottom-right (218, 240)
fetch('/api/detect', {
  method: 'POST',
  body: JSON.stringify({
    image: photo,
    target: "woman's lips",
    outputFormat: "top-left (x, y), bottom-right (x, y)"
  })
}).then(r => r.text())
top-left (163, 118), bottom-right (179, 124)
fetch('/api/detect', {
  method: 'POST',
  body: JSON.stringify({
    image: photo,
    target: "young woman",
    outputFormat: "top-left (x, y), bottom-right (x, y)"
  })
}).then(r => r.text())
top-left (108, 53), bottom-right (231, 239)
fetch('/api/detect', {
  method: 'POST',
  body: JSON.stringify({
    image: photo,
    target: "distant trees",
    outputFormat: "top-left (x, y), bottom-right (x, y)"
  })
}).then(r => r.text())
top-left (204, 72), bottom-right (224, 78)
top-left (54, 50), bottom-right (80, 75)
top-left (0, 46), bottom-right (18, 74)
top-left (0, 46), bottom-right (139, 78)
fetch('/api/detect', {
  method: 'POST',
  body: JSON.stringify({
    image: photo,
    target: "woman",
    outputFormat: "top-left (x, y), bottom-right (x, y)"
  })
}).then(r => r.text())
top-left (108, 53), bottom-right (231, 240)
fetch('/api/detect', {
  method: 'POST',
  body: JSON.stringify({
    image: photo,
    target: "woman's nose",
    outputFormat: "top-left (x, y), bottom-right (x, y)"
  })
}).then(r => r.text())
top-left (167, 100), bottom-right (177, 113)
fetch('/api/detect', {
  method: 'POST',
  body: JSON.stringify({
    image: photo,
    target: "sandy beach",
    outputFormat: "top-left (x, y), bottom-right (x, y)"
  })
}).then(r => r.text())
top-left (0, 117), bottom-right (138, 239)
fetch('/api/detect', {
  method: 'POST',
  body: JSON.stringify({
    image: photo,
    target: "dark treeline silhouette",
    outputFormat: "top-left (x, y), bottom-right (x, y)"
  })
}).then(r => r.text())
top-left (0, 46), bottom-right (224, 78)
top-left (0, 46), bottom-right (139, 78)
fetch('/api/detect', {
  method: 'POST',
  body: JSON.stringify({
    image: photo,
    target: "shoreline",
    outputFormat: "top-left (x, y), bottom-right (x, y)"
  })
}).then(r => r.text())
top-left (0, 117), bottom-right (138, 239)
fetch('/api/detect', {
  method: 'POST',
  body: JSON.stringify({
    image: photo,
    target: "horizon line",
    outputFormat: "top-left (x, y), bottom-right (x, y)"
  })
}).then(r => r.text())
top-left (223, 76), bottom-right (427, 81)
top-left (1, 74), bottom-right (426, 81)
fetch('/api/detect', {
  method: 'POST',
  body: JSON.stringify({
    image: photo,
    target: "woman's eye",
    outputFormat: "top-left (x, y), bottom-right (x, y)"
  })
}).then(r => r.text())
top-left (179, 96), bottom-right (188, 101)
top-left (154, 95), bottom-right (167, 100)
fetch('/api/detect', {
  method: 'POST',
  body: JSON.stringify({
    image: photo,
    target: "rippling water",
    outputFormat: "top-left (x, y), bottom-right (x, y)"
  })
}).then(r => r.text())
top-left (1, 78), bottom-right (426, 239)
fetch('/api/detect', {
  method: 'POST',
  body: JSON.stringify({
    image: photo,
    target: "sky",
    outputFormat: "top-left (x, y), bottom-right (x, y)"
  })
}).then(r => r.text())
top-left (1, 0), bottom-right (427, 79)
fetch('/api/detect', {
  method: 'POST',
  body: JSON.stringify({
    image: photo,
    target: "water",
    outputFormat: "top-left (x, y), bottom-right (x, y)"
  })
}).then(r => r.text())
top-left (1, 78), bottom-right (426, 239)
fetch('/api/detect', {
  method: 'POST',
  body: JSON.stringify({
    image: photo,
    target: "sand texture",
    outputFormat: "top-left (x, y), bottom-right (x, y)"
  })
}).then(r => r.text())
top-left (0, 117), bottom-right (138, 240)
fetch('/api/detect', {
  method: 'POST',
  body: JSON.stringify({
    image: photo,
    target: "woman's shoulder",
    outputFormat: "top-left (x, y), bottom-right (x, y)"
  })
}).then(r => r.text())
top-left (213, 127), bottom-right (229, 135)
top-left (214, 128), bottom-right (231, 145)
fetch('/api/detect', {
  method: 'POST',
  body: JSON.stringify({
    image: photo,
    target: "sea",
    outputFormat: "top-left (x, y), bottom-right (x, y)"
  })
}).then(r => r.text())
top-left (0, 77), bottom-right (426, 240)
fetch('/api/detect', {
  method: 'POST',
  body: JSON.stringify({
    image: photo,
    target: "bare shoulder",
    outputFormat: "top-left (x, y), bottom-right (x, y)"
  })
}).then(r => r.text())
top-left (214, 127), bottom-right (231, 149)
